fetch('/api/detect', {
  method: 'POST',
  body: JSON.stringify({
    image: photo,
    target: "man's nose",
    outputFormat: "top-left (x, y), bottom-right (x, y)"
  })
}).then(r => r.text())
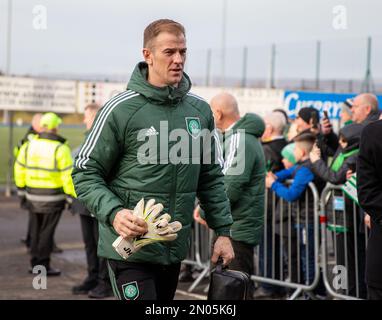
top-left (173, 52), bottom-right (183, 64)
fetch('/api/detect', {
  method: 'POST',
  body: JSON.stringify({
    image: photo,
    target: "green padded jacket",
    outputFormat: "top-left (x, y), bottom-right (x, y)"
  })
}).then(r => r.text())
top-left (72, 62), bottom-right (233, 264)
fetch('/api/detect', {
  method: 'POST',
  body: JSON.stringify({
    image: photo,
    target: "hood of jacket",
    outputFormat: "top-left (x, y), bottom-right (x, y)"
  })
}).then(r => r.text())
top-left (232, 113), bottom-right (265, 138)
top-left (127, 62), bottom-right (191, 105)
top-left (362, 110), bottom-right (381, 126)
top-left (38, 132), bottom-right (67, 144)
top-left (339, 123), bottom-right (363, 152)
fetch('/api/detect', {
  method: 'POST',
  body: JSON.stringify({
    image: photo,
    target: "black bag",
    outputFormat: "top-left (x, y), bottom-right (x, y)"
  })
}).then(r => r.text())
top-left (207, 263), bottom-right (252, 300)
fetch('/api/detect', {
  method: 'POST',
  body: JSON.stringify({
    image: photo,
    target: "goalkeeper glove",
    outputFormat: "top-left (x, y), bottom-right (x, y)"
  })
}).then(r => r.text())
top-left (112, 198), bottom-right (182, 260)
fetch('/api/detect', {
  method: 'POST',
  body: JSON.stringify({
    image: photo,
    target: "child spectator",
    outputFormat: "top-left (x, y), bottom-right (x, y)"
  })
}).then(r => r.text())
top-left (254, 142), bottom-right (298, 299)
top-left (266, 132), bottom-right (318, 287)
top-left (281, 143), bottom-right (296, 169)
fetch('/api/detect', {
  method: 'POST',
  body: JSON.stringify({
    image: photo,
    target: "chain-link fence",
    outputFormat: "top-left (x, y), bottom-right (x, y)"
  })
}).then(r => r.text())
top-left (186, 35), bottom-right (382, 93)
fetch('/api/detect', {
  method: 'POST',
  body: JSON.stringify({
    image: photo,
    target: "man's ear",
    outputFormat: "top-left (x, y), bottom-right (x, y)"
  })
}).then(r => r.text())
top-left (365, 105), bottom-right (372, 115)
top-left (142, 48), bottom-right (152, 65)
top-left (215, 109), bottom-right (223, 121)
top-left (268, 125), bottom-right (274, 136)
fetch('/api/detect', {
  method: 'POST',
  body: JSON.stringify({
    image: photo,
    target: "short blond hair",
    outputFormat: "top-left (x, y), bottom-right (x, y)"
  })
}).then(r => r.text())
top-left (295, 140), bottom-right (314, 154)
top-left (294, 132), bottom-right (316, 154)
top-left (264, 112), bottom-right (287, 134)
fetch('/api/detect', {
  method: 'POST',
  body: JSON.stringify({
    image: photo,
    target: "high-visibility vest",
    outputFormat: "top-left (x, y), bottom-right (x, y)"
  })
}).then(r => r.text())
top-left (14, 134), bottom-right (76, 202)
top-left (13, 131), bottom-right (37, 158)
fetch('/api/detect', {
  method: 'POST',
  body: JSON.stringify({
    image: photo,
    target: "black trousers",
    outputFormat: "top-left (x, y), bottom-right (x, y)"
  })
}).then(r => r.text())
top-left (259, 225), bottom-right (284, 293)
top-left (335, 231), bottom-right (367, 298)
top-left (107, 260), bottom-right (181, 300)
top-left (229, 240), bottom-right (254, 275)
top-left (26, 212), bottom-right (59, 249)
top-left (79, 214), bottom-right (108, 284)
top-left (229, 240), bottom-right (255, 298)
top-left (25, 211), bottom-right (32, 247)
top-left (30, 210), bottom-right (62, 268)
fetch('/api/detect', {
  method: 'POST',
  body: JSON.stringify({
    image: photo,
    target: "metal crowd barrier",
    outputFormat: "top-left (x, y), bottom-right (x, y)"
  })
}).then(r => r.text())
top-left (320, 183), bottom-right (369, 300)
top-left (182, 181), bottom-right (369, 300)
top-left (252, 181), bottom-right (322, 300)
top-left (182, 222), bottom-right (213, 293)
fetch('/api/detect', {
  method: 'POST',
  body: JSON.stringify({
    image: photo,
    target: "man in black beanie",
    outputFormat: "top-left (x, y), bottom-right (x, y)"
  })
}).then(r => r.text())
top-left (295, 106), bottom-right (338, 164)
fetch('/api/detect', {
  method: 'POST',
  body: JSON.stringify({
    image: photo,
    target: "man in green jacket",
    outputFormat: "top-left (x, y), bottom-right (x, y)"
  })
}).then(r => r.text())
top-left (72, 19), bottom-right (234, 300)
top-left (210, 93), bottom-right (266, 284)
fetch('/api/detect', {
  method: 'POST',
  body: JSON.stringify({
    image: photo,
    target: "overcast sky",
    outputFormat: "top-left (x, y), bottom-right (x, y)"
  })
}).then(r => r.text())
top-left (1, 0), bottom-right (382, 82)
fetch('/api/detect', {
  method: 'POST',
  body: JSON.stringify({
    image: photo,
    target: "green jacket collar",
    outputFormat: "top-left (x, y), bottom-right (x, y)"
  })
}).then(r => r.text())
top-left (127, 62), bottom-right (192, 106)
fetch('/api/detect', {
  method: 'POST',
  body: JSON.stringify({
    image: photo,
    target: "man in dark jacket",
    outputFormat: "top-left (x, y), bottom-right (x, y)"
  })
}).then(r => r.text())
top-left (262, 111), bottom-right (288, 172)
top-left (71, 103), bottom-right (113, 299)
top-left (210, 93), bottom-right (266, 284)
top-left (310, 123), bottom-right (367, 298)
top-left (295, 106), bottom-right (338, 163)
top-left (357, 119), bottom-right (382, 300)
top-left (72, 19), bottom-right (234, 300)
top-left (256, 111), bottom-right (288, 298)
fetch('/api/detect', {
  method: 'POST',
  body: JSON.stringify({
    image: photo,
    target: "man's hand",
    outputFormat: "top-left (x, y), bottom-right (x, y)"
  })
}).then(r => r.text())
top-left (309, 143), bottom-right (321, 163)
top-left (267, 171), bottom-right (277, 179)
top-left (346, 170), bottom-right (353, 180)
top-left (211, 236), bottom-right (235, 266)
top-left (321, 118), bottom-right (333, 135)
top-left (265, 172), bottom-right (276, 189)
top-left (66, 196), bottom-right (74, 212)
top-left (193, 205), bottom-right (207, 226)
top-left (112, 199), bottom-right (182, 260)
top-left (112, 208), bottom-right (148, 239)
top-left (364, 213), bottom-right (371, 229)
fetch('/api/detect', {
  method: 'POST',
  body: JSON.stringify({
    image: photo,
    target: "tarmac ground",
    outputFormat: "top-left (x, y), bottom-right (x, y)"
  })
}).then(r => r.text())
top-left (0, 195), bottom-right (208, 300)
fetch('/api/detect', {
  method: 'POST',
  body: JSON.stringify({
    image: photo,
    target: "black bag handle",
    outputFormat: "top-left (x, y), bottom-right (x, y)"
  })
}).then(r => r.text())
top-left (215, 257), bottom-right (228, 273)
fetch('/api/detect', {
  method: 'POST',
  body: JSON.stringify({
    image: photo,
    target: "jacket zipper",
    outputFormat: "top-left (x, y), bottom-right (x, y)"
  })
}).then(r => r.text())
top-left (167, 105), bottom-right (177, 264)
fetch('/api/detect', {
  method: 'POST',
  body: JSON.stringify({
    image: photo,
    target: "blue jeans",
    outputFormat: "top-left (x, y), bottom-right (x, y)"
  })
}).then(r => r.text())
top-left (294, 223), bottom-right (315, 284)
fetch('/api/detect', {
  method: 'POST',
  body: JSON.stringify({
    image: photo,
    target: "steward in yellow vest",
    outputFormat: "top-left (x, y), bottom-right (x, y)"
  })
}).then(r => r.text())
top-left (14, 112), bottom-right (75, 275)
top-left (14, 113), bottom-right (43, 250)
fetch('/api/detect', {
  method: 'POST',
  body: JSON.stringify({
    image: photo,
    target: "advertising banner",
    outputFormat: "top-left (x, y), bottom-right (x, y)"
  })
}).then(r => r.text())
top-left (284, 90), bottom-right (382, 119)
top-left (0, 76), bottom-right (76, 113)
